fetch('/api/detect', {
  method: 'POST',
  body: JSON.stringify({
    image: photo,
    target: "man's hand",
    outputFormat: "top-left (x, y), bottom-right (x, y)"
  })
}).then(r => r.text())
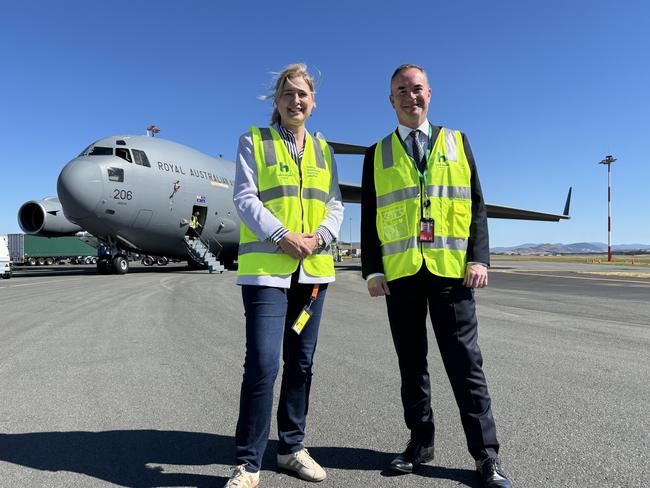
top-left (279, 232), bottom-right (313, 260)
top-left (463, 263), bottom-right (488, 288)
top-left (368, 275), bottom-right (391, 297)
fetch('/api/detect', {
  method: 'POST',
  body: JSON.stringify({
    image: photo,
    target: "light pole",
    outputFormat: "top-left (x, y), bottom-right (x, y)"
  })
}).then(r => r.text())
top-left (349, 217), bottom-right (353, 256)
top-left (599, 155), bottom-right (617, 262)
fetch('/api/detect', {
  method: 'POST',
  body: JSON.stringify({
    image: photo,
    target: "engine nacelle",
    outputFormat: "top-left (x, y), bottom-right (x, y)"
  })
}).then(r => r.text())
top-left (18, 197), bottom-right (82, 236)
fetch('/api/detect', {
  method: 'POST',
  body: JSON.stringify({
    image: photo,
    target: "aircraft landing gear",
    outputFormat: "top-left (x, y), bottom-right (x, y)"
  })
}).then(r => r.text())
top-left (112, 255), bottom-right (129, 274)
top-left (97, 256), bottom-right (112, 274)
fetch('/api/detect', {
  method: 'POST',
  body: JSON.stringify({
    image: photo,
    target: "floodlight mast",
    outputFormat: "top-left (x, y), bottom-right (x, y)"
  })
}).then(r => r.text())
top-left (599, 155), bottom-right (617, 262)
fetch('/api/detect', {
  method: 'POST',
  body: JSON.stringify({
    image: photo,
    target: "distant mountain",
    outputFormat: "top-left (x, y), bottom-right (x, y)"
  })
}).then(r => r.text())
top-left (491, 242), bottom-right (650, 254)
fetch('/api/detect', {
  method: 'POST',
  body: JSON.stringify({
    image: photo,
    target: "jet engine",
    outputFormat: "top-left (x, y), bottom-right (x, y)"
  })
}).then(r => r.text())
top-left (17, 197), bottom-right (82, 236)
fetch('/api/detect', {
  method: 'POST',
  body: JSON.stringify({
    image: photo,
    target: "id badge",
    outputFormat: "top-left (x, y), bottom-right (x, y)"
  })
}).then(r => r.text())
top-left (291, 307), bottom-right (313, 335)
top-left (419, 219), bottom-right (434, 242)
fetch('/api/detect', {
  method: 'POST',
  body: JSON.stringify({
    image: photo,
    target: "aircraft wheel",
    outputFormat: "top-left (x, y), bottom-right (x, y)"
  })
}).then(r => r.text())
top-left (112, 255), bottom-right (129, 275)
top-left (97, 257), bottom-right (112, 274)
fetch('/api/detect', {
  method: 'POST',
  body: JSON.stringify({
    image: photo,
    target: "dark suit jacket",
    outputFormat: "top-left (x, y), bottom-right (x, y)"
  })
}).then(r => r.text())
top-left (360, 125), bottom-right (490, 279)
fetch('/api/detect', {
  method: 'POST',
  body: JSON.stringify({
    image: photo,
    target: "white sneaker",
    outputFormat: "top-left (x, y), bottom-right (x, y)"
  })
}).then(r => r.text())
top-left (277, 448), bottom-right (327, 482)
top-left (223, 464), bottom-right (260, 488)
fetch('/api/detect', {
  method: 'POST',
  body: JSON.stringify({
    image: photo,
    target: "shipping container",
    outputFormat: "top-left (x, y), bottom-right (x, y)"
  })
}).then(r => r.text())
top-left (8, 234), bottom-right (97, 265)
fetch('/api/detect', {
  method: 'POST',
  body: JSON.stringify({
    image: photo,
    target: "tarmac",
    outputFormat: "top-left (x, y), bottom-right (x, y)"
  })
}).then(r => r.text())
top-left (0, 259), bottom-right (648, 487)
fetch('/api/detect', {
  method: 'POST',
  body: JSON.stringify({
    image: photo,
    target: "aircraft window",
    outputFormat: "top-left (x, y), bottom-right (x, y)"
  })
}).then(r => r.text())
top-left (88, 146), bottom-right (114, 156)
top-left (132, 149), bottom-right (151, 167)
top-left (116, 140), bottom-right (126, 145)
top-left (107, 167), bottom-right (124, 182)
top-left (116, 148), bottom-right (132, 162)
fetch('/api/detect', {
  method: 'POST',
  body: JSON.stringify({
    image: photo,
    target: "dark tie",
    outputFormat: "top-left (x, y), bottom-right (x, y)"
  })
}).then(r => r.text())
top-left (410, 130), bottom-right (425, 172)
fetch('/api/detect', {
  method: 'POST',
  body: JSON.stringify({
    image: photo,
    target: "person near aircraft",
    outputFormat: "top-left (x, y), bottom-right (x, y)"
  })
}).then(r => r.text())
top-left (360, 64), bottom-right (512, 487)
top-left (224, 63), bottom-right (343, 488)
top-left (188, 211), bottom-right (202, 238)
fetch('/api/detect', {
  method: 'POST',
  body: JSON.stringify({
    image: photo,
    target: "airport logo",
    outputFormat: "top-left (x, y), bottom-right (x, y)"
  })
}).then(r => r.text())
top-left (277, 161), bottom-right (291, 176)
top-left (434, 151), bottom-right (449, 167)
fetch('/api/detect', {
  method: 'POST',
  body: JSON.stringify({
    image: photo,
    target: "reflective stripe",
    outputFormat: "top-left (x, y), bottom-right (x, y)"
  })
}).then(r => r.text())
top-left (259, 185), bottom-right (299, 202)
top-left (381, 134), bottom-right (394, 169)
top-left (238, 241), bottom-right (284, 255)
top-left (302, 187), bottom-right (329, 203)
top-left (425, 185), bottom-right (471, 200)
top-left (376, 186), bottom-right (420, 207)
top-left (422, 236), bottom-right (468, 251)
top-left (443, 128), bottom-right (457, 162)
top-left (312, 137), bottom-right (327, 169)
top-left (259, 127), bottom-right (278, 166)
top-left (381, 237), bottom-right (419, 255)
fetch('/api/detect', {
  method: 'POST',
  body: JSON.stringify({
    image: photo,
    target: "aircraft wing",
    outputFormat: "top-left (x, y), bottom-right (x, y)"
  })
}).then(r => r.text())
top-left (329, 141), bottom-right (368, 155)
top-left (329, 139), bottom-right (571, 222)
top-left (338, 182), bottom-right (571, 222)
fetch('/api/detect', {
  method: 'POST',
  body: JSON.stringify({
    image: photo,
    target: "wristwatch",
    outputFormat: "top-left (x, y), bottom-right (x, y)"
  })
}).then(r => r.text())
top-left (317, 233), bottom-right (325, 249)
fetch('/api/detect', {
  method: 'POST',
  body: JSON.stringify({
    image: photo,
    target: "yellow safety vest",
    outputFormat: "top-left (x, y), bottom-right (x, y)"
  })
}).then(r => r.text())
top-left (237, 126), bottom-right (335, 277)
top-left (374, 127), bottom-right (472, 281)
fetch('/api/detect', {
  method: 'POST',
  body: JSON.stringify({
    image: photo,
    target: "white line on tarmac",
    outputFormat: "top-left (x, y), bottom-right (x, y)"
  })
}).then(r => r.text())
top-left (0, 278), bottom-right (83, 289)
top-left (491, 269), bottom-right (650, 285)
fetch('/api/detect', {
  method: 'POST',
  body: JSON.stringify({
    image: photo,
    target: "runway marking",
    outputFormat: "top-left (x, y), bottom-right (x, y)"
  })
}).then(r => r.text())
top-left (0, 278), bottom-right (83, 289)
top-left (490, 269), bottom-right (650, 285)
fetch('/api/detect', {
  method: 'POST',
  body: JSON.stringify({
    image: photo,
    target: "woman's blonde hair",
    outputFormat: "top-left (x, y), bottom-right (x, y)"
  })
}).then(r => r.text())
top-left (261, 63), bottom-right (318, 125)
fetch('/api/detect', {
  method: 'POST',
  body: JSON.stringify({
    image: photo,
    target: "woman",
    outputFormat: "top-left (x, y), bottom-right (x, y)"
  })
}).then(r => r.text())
top-left (224, 64), bottom-right (343, 488)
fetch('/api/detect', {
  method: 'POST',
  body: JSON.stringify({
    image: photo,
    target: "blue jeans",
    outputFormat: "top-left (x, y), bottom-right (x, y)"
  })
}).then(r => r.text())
top-left (235, 277), bottom-right (327, 472)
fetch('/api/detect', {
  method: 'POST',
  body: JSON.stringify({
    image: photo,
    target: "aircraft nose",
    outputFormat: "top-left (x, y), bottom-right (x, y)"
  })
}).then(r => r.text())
top-left (57, 157), bottom-right (103, 220)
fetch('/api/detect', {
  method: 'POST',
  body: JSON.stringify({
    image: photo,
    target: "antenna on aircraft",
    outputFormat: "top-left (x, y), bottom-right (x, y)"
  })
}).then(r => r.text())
top-left (147, 125), bottom-right (160, 137)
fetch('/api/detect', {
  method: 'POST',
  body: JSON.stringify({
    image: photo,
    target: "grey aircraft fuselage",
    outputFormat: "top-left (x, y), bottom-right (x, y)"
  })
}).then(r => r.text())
top-left (38, 135), bottom-right (239, 263)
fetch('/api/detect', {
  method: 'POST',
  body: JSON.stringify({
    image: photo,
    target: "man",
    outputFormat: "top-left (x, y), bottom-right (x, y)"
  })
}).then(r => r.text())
top-left (360, 64), bottom-right (512, 488)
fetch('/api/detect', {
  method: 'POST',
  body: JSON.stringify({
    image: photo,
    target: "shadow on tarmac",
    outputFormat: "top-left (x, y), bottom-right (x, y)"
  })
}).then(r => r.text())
top-left (9, 265), bottom-right (211, 279)
top-left (0, 430), bottom-right (478, 487)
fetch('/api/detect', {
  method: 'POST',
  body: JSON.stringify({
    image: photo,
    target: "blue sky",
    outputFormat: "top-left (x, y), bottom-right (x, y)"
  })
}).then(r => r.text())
top-left (1, 1), bottom-right (648, 247)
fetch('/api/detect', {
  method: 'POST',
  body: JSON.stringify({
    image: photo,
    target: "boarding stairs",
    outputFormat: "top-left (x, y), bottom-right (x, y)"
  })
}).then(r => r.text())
top-left (184, 236), bottom-right (225, 274)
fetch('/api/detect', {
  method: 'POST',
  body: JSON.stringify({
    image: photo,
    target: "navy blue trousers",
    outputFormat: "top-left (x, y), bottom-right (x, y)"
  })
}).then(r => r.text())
top-left (385, 265), bottom-right (499, 461)
top-left (235, 277), bottom-right (327, 472)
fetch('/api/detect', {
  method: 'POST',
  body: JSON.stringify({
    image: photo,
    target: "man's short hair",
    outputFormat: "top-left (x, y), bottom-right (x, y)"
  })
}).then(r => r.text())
top-left (390, 64), bottom-right (428, 86)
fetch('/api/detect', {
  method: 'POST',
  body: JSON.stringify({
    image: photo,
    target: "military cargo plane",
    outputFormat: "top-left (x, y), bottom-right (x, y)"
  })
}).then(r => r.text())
top-left (17, 134), bottom-right (570, 275)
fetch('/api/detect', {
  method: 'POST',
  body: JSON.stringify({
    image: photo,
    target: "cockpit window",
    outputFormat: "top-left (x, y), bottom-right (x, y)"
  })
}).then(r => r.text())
top-left (116, 148), bottom-right (132, 162)
top-left (132, 149), bottom-right (151, 167)
top-left (107, 167), bottom-right (124, 182)
top-left (88, 146), bottom-right (114, 156)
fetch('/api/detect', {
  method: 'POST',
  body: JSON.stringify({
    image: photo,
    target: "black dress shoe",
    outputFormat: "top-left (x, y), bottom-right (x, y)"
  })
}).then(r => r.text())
top-left (476, 457), bottom-right (512, 488)
top-left (390, 440), bottom-right (435, 473)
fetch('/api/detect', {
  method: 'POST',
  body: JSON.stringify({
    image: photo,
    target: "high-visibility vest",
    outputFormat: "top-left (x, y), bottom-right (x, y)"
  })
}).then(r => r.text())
top-left (237, 126), bottom-right (335, 277)
top-left (373, 127), bottom-right (472, 281)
